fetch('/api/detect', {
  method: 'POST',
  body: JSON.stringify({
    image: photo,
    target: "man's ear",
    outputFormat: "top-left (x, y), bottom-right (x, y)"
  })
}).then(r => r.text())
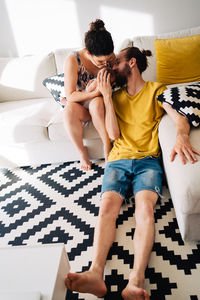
top-left (129, 57), bottom-right (136, 68)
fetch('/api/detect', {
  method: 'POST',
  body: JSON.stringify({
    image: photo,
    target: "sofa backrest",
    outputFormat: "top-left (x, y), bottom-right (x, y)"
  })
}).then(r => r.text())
top-left (1, 26), bottom-right (200, 103)
top-left (122, 26), bottom-right (200, 82)
top-left (54, 47), bottom-right (80, 73)
top-left (0, 52), bottom-right (57, 102)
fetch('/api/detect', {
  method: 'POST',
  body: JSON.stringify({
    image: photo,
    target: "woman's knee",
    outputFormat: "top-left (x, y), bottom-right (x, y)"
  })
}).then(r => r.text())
top-left (64, 102), bottom-right (76, 119)
top-left (64, 102), bottom-right (89, 122)
top-left (89, 97), bottom-right (104, 116)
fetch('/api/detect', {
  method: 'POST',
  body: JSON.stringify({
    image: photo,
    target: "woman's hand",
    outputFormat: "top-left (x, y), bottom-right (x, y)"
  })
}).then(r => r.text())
top-left (86, 79), bottom-right (97, 92)
top-left (60, 97), bottom-right (68, 105)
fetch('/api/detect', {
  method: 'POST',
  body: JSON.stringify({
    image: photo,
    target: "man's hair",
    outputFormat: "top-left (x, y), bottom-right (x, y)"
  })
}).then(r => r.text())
top-left (84, 19), bottom-right (114, 56)
top-left (121, 47), bottom-right (152, 74)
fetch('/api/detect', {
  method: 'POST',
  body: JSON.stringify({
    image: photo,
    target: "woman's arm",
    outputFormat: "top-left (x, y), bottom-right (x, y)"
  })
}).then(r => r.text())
top-left (163, 102), bottom-right (200, 164)
top-left (97, 69), bottom-right (120, 140)
top-left (64, 54), bottom-right (100, 103)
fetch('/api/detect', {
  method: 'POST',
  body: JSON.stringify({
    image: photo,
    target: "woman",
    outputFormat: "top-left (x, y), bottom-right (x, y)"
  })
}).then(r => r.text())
top-left (63, 19), bottom-right (115, 171)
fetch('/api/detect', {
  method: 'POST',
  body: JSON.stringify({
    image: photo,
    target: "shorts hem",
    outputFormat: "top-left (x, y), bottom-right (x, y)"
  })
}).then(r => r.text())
top-left (101, 190), bottom-right (125, 201)
top-left (134, 187), bottom-right (163, 200)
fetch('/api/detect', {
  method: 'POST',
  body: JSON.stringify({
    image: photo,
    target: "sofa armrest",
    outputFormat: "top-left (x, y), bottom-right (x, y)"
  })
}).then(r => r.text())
top-left (0, 53), bottom-right (57, 102)
top-left (159, 114), bottom-right (200, 241)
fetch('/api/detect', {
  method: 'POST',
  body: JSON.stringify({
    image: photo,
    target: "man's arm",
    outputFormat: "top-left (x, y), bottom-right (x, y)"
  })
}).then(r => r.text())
top-left (163, 102), bottom-right (200, 164)
top-left (97, 69), bottom-right (120, 140)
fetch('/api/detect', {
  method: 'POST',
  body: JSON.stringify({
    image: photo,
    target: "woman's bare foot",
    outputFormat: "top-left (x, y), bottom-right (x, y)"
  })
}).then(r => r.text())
top-left (121, 275), bottom-right (149, 300)
top-left (80, 148), bottom-right (91, 171)
top-left (65, 270), bottom-right (107, 297)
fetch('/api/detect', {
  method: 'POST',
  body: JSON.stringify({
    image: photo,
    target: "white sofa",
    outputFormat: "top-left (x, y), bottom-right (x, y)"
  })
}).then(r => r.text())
top-left (0, 49), bottom-right (104, 168)
top-left (0, 26), bottom-right (200, 242)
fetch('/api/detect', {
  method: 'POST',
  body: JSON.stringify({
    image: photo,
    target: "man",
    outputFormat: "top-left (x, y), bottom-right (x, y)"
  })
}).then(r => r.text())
top-left (65, 47), bottom-right (200, 300)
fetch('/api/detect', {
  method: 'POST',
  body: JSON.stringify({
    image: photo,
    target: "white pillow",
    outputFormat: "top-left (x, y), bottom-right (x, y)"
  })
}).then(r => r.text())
top-left (0, 53), bottom-right (57, 102)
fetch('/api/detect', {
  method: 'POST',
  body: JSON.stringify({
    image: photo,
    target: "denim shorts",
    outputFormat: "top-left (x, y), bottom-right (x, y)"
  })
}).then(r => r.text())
top-left (101, 156), bottom-right (163, 202)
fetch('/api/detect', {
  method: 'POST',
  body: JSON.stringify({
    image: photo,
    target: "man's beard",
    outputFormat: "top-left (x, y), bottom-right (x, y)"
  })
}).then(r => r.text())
top-left (113, 63), bottom-right (131, 88)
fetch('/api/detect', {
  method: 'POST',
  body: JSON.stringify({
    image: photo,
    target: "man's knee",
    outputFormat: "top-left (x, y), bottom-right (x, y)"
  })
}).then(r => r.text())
top-left (99, 191), bottom-right (123, 219)
top-left (135, 191), bottom-right (157, 224)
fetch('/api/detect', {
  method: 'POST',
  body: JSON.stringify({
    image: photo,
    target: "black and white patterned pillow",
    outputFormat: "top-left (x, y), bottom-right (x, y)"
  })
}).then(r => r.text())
top-left (43, 73), bottom-right (65, 107)
top-left (157, 82), bottom-right (200, 127)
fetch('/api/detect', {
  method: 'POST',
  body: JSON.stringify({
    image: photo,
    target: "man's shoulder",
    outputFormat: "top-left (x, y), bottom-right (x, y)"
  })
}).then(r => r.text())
top-left (146, 81), bottom-right (166, 90)
top-left (145, 81), bottom-right (167, 97)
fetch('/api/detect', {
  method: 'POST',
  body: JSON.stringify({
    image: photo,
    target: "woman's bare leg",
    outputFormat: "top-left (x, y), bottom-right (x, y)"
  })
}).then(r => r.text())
top-left (65, 191), bottom-right (123, 297)
top-left (89, 97), bottom-right (111, 162)
top-left (63, 102), bottom-right (91, 171)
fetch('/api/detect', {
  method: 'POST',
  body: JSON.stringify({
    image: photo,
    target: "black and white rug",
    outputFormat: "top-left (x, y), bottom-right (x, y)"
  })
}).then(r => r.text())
top-left (0, 160), bottom-right (200, 300)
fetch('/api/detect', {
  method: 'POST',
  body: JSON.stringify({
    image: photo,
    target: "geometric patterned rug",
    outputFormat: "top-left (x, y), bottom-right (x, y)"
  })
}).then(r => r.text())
top-left (0, 160), bottom-right (200, 300)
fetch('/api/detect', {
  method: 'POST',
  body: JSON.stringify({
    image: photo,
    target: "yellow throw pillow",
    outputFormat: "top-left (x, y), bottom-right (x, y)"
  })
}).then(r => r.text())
top-left (155, 34), bottom-right (200, 84)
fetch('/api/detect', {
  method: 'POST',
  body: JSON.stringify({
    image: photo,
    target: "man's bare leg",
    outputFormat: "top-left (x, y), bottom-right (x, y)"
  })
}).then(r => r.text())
top-left (122, 190), bottom-right (158, 300)
top-left (65, 191), bottom-right (123, 297)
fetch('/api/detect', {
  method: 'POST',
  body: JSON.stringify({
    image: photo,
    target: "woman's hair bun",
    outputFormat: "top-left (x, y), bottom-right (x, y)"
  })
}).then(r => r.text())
top-left (142, 49), bottom-right (152, 57)
top-left (90, 19), bottom-right (105, 31)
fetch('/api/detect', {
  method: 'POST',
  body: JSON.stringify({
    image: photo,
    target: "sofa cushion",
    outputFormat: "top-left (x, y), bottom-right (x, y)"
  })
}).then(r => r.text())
top-left (0, 98), bottom-right (60, 143)
top-left (0, 53), bottom-right (57, 102)
top-left (155, 34), bottom-right (200, 84)
top-left (48, 119), bottom-right (100, 142)
top-left (157, 82), bottom-right (200, 127)
top-left (131, 26), bottom-right (200, 82)
top-left (43, 73), bottom-right (65, 107)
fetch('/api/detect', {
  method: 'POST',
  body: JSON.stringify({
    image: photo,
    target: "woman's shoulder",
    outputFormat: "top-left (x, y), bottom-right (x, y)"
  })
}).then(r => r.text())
top-left (67, 51), bottom-right (79, 61)
top-left (65, 52), bottom-right (80, 68)
top-left (67, 49), bottom-right (87, 69)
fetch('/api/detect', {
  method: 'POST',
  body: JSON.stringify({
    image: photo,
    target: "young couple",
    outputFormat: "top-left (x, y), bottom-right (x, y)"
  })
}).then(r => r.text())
top-left (63, 19), bottom-right (200, 300)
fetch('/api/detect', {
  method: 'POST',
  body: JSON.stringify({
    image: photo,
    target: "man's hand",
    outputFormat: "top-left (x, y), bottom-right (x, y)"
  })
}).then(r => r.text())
top-left (96, 68), bottom-right (120, 140)
top-left (97, 68), bottom-right (112, 100)
top-left (163, 102), bottom-right (200, 164)
top-left (171, 133), bottom-right (200, 164)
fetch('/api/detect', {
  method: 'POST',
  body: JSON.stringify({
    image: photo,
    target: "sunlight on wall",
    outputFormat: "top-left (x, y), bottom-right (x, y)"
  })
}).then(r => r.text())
top-left (100, 6), bottom-right (154, 52)
top-left (5, 0), bottom-right (81, 56)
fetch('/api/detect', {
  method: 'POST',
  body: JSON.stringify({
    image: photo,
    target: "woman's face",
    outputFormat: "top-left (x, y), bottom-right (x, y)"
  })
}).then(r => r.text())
top-left (91, 53), bottom-right (116, 68)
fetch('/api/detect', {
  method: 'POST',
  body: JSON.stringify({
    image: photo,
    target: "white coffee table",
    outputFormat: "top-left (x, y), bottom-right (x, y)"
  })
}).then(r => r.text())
top-left (0, 243), bottom-right (70, 300)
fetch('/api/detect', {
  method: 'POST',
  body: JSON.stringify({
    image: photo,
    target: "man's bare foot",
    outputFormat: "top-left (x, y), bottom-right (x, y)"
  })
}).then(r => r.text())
top-left (122, 284), bottom-right (149, 300)
top-left (65, 270), bottom-right (107, 297)
top-left (80, 148), bottom-right (91, 171)
top-left (122, 276), bottom-right (149, 300)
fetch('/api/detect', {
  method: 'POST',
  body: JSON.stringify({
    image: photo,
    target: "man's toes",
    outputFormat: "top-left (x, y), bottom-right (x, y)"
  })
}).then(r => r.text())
top-left (65, 277), bottom-right (71, 289)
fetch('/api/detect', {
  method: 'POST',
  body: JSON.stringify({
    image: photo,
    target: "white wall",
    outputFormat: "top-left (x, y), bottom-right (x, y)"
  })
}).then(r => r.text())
top-left (1, 0), bottom-right (200, 57)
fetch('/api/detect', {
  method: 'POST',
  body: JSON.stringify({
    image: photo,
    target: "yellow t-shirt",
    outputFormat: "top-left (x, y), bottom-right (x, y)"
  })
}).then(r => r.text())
top-left (108, 81), bottom-right (167, 162)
